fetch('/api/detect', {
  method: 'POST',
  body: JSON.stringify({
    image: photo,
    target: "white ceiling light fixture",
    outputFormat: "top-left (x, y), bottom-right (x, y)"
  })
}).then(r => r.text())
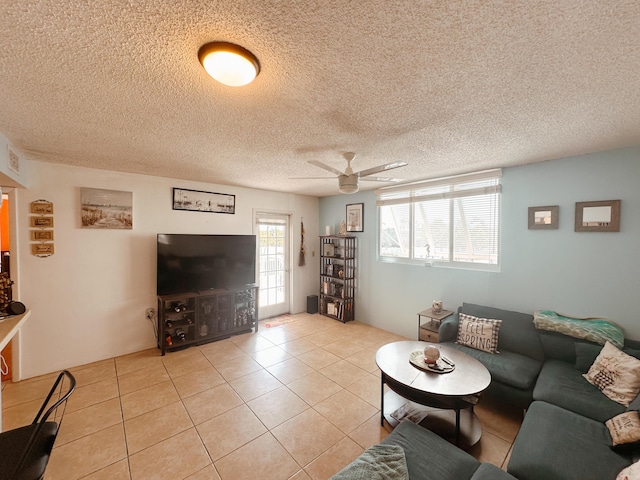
top-left (338, 174), bottom-right (359, 194)
top-left (198, 42), bottom-right (260, 87)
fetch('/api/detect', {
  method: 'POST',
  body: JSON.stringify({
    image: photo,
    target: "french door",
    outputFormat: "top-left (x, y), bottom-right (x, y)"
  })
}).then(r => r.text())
top-left (255, 212), bottom-right (290, 319)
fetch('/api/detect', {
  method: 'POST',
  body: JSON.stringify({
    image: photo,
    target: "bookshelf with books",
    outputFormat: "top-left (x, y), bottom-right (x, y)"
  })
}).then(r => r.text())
top-left (319, 235), bottom-right (355, 323)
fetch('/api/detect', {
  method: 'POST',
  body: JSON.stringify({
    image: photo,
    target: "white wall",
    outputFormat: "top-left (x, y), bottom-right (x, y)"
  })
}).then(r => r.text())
top-left (16, 161), bottom-right (319, 379)
top-left (320, 147), bottom-right (640, 340)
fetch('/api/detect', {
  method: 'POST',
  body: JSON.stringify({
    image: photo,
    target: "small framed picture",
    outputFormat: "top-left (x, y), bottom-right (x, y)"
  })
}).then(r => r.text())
top-left (30, 216), bottom-right (54, 228)
top-left (528, 206), bottom-right (559, 230)
top-left (323, 243), bottom-right (335, 257)
top-left (575, 200), bottom-right (621, 232)
top-left (346, 203), bottom-right (364, 232)
top-left (31, 230), bottom-right (54, 241)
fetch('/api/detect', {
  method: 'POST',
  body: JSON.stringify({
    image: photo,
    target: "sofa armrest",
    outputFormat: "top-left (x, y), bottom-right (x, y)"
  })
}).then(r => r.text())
top-left (439, 313), bottom-right (459, 343)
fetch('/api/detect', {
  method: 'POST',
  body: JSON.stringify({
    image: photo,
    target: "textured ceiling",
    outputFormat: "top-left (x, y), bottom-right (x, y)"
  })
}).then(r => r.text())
top-left (1, 1), bottom-right (639, 197)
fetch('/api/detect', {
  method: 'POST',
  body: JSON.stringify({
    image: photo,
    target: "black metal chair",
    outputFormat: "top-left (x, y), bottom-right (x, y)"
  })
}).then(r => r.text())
top-left (0, 370), bottom-right (76, 480)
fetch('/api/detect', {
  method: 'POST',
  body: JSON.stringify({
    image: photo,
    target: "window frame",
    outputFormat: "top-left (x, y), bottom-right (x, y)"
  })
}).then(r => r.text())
top-left (376, 169), bottom-right (501, 272)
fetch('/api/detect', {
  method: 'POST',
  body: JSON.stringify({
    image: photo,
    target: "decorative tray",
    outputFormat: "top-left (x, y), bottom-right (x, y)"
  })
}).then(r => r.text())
top-left (409, 350), bottom-right (455, 374)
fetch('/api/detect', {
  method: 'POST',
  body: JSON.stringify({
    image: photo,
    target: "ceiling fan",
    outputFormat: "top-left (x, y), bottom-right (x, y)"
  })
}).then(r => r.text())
top-left (294, 152), bottom-right (408, 194)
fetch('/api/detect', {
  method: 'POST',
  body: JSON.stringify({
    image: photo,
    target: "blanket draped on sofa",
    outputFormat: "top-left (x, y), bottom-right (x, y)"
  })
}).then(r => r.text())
top-left (330, 444), bottom-right (409, 480)
top-left (533, 310), bottom-right (624, 348)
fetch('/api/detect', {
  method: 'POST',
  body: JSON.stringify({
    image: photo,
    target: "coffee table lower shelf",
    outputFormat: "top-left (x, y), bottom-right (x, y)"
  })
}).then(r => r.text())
top-left (382, 390), bottom-right (482, 449)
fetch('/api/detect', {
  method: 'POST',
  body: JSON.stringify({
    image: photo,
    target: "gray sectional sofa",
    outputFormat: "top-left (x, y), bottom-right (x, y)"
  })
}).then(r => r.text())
top-left (333, 302), bottom-right (640, 480)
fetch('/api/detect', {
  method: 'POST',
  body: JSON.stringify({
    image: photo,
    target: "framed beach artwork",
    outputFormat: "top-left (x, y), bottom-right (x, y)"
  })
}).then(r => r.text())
top-left (81, 188), bottom-right (133, 229)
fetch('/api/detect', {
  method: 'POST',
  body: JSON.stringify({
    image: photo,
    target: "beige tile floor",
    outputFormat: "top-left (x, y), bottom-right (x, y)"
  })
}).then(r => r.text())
top-left (1, 313), bottom-right (523, 480)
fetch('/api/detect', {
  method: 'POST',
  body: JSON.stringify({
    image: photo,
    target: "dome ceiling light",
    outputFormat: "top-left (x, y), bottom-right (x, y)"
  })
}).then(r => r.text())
top-left (198, 42), bottom-right (260, 87)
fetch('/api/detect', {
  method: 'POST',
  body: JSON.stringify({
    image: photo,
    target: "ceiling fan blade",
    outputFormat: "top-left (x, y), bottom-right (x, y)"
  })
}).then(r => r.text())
top-left (289, 176), bottom-right (335, 180)
top-left (308, 160), bottom-right (344, 176)
top-left (356, 161), bottom-right (408, 178)
top-left (360, 176), bottom-right (403, 182)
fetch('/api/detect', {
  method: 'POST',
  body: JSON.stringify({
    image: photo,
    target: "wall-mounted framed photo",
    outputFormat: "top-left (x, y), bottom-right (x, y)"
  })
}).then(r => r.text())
top-left (81, 188), bottom-right (133, 229)
top-left (346, 203), bottom-right (364, 232)
top-left (528, 205), bottom-right (559, 230)
top-left (172, 188), bottom-right (235, 214)
top-left (575, 199), bottom-right (621, 232)
top-left (30, 216), bottom-right (54, 228)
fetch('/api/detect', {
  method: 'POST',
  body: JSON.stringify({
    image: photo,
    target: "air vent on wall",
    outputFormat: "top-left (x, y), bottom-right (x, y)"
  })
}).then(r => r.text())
top-left (7, 146), bottom-right (20, 174)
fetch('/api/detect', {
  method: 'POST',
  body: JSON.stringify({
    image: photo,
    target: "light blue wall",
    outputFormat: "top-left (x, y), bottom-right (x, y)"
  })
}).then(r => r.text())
top-left (319, 147), bottom-right (640, 340)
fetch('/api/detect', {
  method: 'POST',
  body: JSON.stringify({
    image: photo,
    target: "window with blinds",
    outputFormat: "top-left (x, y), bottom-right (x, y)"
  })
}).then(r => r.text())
top-left (376, 169), bottom-right (501, 270)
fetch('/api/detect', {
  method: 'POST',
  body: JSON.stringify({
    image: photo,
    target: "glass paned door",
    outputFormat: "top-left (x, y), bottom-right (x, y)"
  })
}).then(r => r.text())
top-left (256, 213), bottom-right (290, 319)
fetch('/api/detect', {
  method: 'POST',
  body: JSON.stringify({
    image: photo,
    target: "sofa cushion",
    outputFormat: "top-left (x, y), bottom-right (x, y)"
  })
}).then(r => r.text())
top-left (584, 341), bottom-right (640, 406)
top-left (555, 338), bottom-right (640, 371)
top-left (539, 331), bottom-right (580, 362)
top-left (439, 315), bottom-right (460, 343)
top-left (381, 420), bottom-right (480, 480)
top-left (575, 341), bottom-right (604, 372)
top-left (457, 313), bottom-right (501, 354)
top-left (471, 463), bottom-right (518, 480)
top-left (441, 342), bottom-right (541, 391)
top-left (483, 378), bottom-right (535, 410)
top-left (533, 359), bottom-right (626, 422)
top-left (507, 401), bottom-right (633, 480)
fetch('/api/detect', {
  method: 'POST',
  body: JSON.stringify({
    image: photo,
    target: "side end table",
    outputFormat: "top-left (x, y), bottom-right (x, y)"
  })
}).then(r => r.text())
top-left (418, 308), bottom-right (453, 342)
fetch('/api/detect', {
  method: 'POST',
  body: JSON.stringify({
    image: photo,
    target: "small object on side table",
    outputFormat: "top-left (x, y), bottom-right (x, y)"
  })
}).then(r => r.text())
top-left (432, 300), bottom-right (443, 314)
top-left (418, 307), bottom-right (453, 343)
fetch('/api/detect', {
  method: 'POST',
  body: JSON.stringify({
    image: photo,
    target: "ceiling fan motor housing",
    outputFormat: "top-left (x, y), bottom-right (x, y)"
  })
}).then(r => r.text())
top-left (339, 174), bottom-right (359, 194)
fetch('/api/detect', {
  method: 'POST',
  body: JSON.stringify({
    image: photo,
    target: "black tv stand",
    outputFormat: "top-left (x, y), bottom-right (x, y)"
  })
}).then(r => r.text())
top-left (157, 284), bottom-right (259, 355)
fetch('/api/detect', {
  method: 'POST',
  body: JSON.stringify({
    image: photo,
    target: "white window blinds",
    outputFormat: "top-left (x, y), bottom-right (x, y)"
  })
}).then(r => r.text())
top-left (376, 169), bottom-right (501, 268)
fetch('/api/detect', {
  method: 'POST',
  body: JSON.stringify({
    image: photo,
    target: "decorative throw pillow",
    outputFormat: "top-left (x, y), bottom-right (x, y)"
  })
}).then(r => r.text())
top-left (456, 313), bottom-right (501, 354)
top-left (607, 411), bottom-right (640, 446)
top-left (584, 341), bottom-right (640, 406)
top-left (617, 460), bottom-right (640, 480)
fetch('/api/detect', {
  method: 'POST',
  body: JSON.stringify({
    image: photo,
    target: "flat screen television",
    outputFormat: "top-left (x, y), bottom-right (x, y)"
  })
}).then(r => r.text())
top-left (157, 234), bottom-right (257, 296)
